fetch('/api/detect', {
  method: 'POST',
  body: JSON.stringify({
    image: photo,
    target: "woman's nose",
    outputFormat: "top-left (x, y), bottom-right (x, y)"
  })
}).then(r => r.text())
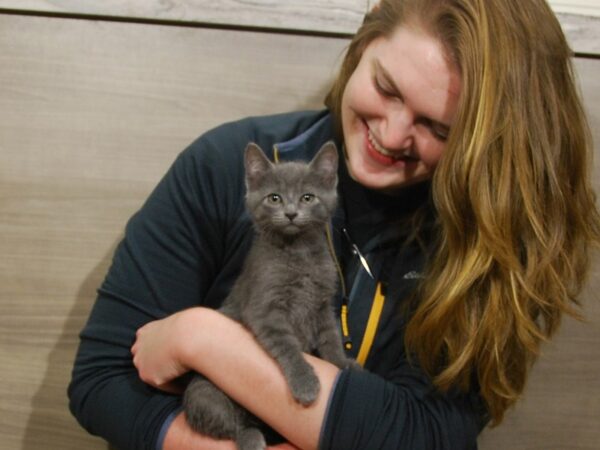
top-left (380, 107), bottom-right (415, 150)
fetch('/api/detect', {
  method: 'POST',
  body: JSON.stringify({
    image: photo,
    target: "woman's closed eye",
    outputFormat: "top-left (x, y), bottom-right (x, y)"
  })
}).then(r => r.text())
top-left (374, 76), bottom-right (398, 99)
top-left (416, 117), bottom-right (449, 142)
top-left (427, 120), bottom-right (449, 142)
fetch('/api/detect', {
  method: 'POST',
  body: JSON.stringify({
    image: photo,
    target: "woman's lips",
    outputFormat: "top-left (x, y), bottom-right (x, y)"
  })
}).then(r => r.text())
top-left (363, 125), bottom-right (418, 167)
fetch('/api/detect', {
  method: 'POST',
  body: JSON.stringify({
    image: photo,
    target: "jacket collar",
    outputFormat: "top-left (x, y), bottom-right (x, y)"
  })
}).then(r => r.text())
top-left (273, 112), bottom-right (341, 163)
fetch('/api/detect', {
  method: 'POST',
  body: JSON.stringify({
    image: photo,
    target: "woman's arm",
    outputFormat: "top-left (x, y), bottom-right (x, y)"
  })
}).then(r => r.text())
top-left (133, 305), bottom-right (488, 450)
top-left (132, 307), bottom-right (340, 450)
top-left (163, 412), bottom-right (300, 450)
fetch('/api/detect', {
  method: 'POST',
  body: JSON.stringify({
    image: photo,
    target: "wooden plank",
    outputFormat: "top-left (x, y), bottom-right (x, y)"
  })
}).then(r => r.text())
top-left (549, 0), bottom-right (600, 16)
top-left (0, 0), bottom-right (370, 35)
top-left (558, 13), bottom-right (600, 54)
top-left (0, 13), bottom-right (348, 450)
top-left (0, 0), bottom-right (598, 54)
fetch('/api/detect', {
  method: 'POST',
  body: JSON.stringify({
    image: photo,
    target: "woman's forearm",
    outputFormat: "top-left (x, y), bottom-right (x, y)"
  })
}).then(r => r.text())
top-left (181, 307), bottom-right (340, 450)
top-left (163, 412), bottom-right (301, 450)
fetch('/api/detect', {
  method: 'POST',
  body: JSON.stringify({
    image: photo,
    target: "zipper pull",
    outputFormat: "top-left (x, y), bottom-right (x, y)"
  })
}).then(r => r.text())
top-left (341, 296), bottom-right (352, 351)
top-left (342, 228), bottom-right (374, 279)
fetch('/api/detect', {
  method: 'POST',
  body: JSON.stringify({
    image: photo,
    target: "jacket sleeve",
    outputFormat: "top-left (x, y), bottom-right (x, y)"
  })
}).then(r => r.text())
top-left (319, 367), bottom-right (487, 450)
top-left (67, 127), bottom-right (250, 449)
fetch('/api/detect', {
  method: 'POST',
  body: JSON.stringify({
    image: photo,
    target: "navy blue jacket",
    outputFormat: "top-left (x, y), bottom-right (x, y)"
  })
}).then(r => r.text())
top-left (68, 110), bottom-right (487, 449)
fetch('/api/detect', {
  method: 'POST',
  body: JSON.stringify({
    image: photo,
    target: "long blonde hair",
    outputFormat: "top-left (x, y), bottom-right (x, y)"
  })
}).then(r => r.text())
top-left (326, 0), bottom-right (600, 425)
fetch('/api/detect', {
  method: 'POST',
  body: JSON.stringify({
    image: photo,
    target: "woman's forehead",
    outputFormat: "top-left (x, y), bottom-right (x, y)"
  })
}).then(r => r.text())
top-left (366, 26), bottom-right (461, 125)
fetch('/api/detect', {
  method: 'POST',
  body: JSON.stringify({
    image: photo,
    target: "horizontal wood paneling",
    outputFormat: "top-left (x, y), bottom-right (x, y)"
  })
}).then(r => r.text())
top-left (1, 10), bottom-right (599, 450)
top-left (549, 0), bottom-right (600, 16)
top-left (0, 0), bottom-right (369, 34)
top-left (0, 0), bottom-right (598, 54)
top-left (558, 13), bottom-right (600, 54)
top-left (0, 13), bottom-right (348, 450)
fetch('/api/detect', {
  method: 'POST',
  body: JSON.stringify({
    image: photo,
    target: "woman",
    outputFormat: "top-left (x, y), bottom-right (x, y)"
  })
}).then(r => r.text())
top-left (69, 0), bottom-right (600, 449)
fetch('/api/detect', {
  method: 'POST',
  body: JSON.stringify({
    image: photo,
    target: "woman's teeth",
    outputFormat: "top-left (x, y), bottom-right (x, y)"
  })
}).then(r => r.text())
top-left (368, 130), bottom-right (394, 157)
top-left (368, 130), bottom-right (416, 161)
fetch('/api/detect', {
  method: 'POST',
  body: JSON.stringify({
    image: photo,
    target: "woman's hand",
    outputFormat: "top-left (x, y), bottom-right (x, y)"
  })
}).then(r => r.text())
top-left (131, 308), bottom-right (204, 393)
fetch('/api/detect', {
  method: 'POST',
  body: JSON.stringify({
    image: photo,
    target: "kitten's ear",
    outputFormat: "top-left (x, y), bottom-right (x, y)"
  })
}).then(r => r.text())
top-left (310, 141), bottom-right (338, 189)
top-left (245, 143), bottom-right (272, 190)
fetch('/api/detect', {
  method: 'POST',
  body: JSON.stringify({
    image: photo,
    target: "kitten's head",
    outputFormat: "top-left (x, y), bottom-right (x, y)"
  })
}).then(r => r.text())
top-left (244, 141), bottom-right (338, 236)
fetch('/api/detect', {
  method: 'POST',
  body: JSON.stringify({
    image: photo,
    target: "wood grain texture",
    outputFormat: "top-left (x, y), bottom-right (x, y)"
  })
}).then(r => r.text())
top-left (0, 0), bottom-right (369, 34)
top-left (0, 0), bottom-right (598, 54)
top-left (0, 11), bottom-right (599, 450)
top-left (0, 13), bottom-right (347, 450)
top-left (550, 0), bottom-right (600, 16)
top-left (558, 13), bottom-right (600, 54)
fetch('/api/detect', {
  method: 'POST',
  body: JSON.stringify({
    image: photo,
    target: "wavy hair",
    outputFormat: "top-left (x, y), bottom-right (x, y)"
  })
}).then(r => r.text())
top-left (326, 0), bottom-right (600, 425)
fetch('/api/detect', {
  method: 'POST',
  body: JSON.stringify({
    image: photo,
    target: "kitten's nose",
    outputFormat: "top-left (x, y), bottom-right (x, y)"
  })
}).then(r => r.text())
top-left (285, 211), bottom-right (298, 221)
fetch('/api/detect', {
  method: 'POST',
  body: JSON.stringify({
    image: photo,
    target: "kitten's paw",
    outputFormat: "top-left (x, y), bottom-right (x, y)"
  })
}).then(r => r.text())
top-left (326, 354), bottom-right (361, 370)
top-left (289, 369), bottom-right (320, 406)
top-left (237, 427), bottom-right (266, 450)
top-left (343, 358), bottom-right (362, 370)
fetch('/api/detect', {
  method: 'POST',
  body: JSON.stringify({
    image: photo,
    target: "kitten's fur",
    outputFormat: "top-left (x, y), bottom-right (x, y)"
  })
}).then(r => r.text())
top-left (183, 141), bottom-right (353, 450)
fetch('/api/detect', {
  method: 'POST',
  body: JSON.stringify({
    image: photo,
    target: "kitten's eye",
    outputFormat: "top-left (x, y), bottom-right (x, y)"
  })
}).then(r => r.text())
top-left (301, 194), bottom-right (315, 203)
top-left (267, 194), bottom-right (282, 204)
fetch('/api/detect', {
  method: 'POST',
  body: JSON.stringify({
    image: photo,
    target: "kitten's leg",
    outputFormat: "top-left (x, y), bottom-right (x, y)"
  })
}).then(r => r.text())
top-left (316, 303), bottom-right (359, 369)
top-left (243, 309), bottom-right (320, 405)
top-left (183, 375), bottom-right (241, 439)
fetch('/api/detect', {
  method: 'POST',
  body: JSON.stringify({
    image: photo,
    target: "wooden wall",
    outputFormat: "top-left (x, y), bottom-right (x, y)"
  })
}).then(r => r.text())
top-left (0, 3), bottom-right (598, 449)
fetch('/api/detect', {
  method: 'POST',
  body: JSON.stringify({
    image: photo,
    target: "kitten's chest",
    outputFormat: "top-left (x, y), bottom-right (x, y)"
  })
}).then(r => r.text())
top-left (258, 242), bottom-right (337, 349)
top-left (268, 243), bottom-right (336, 290)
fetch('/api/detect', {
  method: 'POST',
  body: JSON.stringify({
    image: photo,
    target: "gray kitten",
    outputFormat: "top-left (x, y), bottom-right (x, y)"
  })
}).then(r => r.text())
top-left (183, 141), bottom-right (353, 450)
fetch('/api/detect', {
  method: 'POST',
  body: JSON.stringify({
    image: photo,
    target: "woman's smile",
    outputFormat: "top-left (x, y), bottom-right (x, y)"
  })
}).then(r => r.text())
top-left (365, 124), bottom-right (419, 166)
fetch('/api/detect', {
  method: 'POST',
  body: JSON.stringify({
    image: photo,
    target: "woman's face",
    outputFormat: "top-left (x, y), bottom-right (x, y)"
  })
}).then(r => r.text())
top-left (341, 25), bottom-right (461, 193)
